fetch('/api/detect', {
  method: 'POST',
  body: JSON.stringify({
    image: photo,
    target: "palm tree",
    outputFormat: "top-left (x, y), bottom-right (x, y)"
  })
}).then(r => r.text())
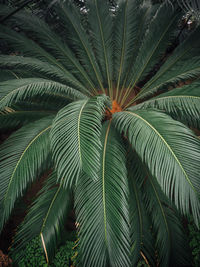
top-left (0, 0), bottom-right (200, 266)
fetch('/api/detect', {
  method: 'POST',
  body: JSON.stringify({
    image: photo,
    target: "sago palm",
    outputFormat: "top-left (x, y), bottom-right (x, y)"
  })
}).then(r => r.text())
top-left (0, 0), bottom-right (200, 266)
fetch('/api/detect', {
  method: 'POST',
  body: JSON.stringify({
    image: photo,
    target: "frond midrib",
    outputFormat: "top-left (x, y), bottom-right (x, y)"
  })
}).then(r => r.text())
top-left (78, 101), bottom-right (87, 165)
top-left (40, 183), bottom-right (62, 234)
top-left (102, 121), bottom-right (112, 245)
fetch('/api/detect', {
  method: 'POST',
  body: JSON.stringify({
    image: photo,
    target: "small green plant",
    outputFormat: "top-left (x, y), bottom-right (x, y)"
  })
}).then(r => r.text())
top-left (13, 235), bottom-right (76, 267)
top-left (16, 237), bottom-right (47, 267)
top-left (51, 240), bottom-right (75, 267)
top-left (188, 216), bottom-right (200, 267)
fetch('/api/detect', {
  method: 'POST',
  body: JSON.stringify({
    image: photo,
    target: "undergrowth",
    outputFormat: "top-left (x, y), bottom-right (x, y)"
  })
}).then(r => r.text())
top-left (10, 219), bottom-right (200, 267)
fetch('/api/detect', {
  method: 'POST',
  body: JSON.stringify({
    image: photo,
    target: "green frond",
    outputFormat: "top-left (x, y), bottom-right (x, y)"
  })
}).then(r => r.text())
top-left (75, 121), bottom-right (131, 267)
top-left (132, 80), bottom-right (200, 128)
top-left (51, 95), bottom-right (107, 188)
top-left (0, 116), bottom-right (54, 232)
top-left (113, 0), bottom-right (140, 97)
top-left (113, 110), bottom-right (200, 225)
top-left (0, 108), bottom-right (54, 130)
top-left (9, 11), bottom-right (96, 90)
top-left (125, 3), bottom-right (181, 90)
top-left (0, 78), bottom-right (86, 110)
top-left (127, 152), bottom-right (156, 266)
top-left (117, 1), bottom-right (157, 96)
top-left (0, 25), bottom-right (68, 72)
top-left (11, 170), bottom-right (72, 263)
top-left (9, 93), bottom-right (72, 112)
top-left (55, 1), bottom-right (104, 91)
top-left (141, 164), bottom-right (191, 266)
top-left (0, 55), bottom-right (88, 93)
top-left (134, 26), bottom-right (200, 101)
top-left (86, 0), bottom-right (113, 95)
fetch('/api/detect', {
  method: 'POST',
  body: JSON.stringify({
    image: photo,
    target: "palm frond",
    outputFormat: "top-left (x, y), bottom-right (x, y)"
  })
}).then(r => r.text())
top-left (113, 110), bottom-right (200, 225)
top-left (0, 55), bottom-right (88, 93)
top-left (0, 24), bottom-right (69, 72)
top-left (11, 170), bottom-right (72, 263)
top-left (9, 93), bottom-right (72, 112)
top-left (75, 121), bottom-right (131, 267)
top-left (0, 108), bottom-right (54, 130)
top-left (0, 116), bottom-right (54, 231)
top-left (132, 80), bottom-right (200, 128)
top-left (134, 26), bottom-right (200, 102)
top-left (0, 78), bottom-right (86, 110)
top-left (86, 0), bottom-right (113, 95)
top-left (125, 3), bottom-right (181, 91)
top-left (127, 152), bottom-right (156, 266)
top-left (7, 11), bottom-right (96, 90)
top-left (113, 0), bottom-right (141, 98)
top-left (55, 1), bottom-right (104, 91)
top-left (117, 1), bottom-right (157, 98)
top-left (50, 95), bottom-right (107, 188)
top-left (141, 164), bottom-right (191, 266)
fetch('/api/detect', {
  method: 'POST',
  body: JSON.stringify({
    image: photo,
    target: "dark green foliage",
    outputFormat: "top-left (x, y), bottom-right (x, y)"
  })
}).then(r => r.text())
top-left (188, 216), bottom-right (200, 267)
top-left (13, 236), bottom-right (76, 267)
top-left (15, 237), bottom-right (48, 267)
top-left (51, 240), bottom-right (75, 267)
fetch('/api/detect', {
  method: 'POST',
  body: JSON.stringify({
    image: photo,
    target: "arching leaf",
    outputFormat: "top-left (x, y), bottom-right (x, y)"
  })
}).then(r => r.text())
top-left (113, 110), bottom-right (200, 225)
top-left (0, 78), bottom-right (86, 110)
top-left (0, 55), bottom-right (88, 92)
top-left (50, 95), bottom-right (107, 187)
top-left (127, 152), bottom-right (156, 267)
top-left (114, 0), bottom-right (140, 93)
top-left (134, 27), bottom-right (200, 102)
top-left (86, 0), bottom-right (113, 94)
top-left (132, 80), bottom-right (200, 128)
top-left (0, 116), bottom-right (54, 231)
top-left (75, 121), bottom-right (131, 267)
top-left (141, 163), bottom-right (191, 266)
top-left (8, 11), bottom-right (96, 90)
top-left (126, 3), bottom-right (181, 90)
top-left (56, 1), bottom-right (104, 92)
top-left (0, 108), bottom-right (54, 130)
top-left (0, 24), bottom-right (69, 71)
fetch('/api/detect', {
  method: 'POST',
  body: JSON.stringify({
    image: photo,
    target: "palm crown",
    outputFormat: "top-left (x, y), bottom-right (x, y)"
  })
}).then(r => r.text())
top-left (0, 0), bottom-right (200, 266)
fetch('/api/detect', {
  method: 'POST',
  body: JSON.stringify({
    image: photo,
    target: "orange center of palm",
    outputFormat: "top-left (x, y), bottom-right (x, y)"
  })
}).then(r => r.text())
top-left (105, 100), bottom-right (122, 120)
